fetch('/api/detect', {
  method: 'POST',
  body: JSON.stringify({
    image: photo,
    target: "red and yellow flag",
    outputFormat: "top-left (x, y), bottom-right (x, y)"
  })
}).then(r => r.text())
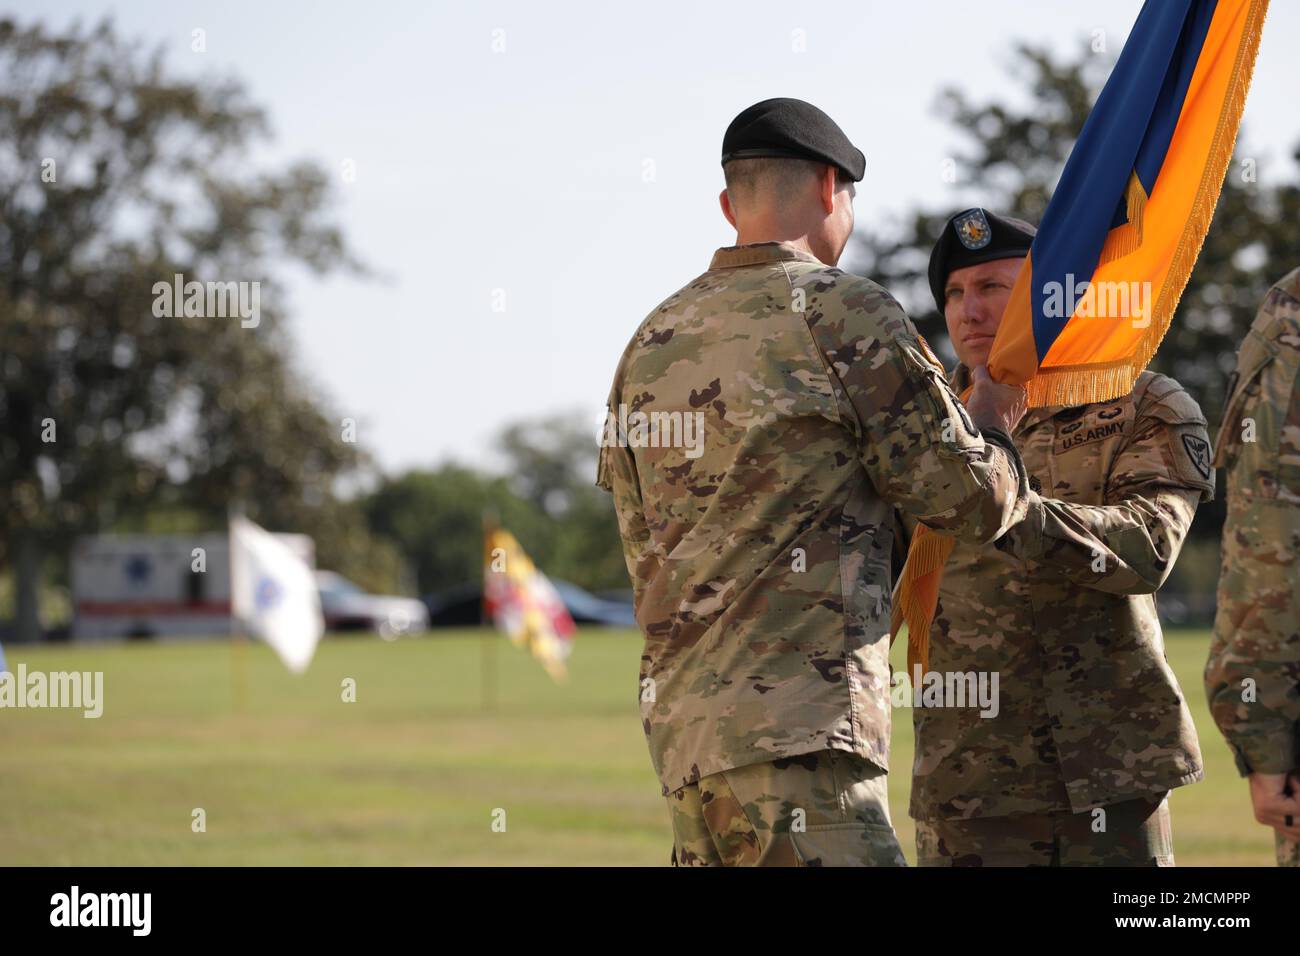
top-left (483, 527), bottom-right (576, 681)
top-left (894, 0), bottom-right (1269, 673)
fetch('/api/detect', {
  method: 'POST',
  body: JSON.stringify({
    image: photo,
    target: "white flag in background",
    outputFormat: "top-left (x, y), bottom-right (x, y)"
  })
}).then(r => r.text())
top-left (230, 516), bottom-right (323, 673)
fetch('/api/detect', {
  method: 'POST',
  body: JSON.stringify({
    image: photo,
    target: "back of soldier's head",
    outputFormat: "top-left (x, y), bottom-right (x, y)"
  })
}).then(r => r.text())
top-left (718, 99), bottom-right (864, 264)
top-left (723, 157), bottom-right (847, 213)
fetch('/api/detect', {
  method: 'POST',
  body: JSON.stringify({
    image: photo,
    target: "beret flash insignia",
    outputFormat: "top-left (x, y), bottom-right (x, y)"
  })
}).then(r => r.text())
top-left (954, 208), bottom-right (992, 250)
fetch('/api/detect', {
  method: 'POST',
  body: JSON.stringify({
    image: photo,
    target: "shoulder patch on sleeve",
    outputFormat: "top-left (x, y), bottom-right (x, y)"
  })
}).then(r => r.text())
top-left (1180, 432), bottom-right (1213, 482)
top-left (915, 334), bottom-right (945, 373)
top-left (1135, 373), bottom-right (1207, 427)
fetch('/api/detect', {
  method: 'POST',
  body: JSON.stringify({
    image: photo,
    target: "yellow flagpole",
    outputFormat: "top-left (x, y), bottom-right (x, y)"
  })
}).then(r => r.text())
top-left (481, 510), bottom-right (499, 714)
top-left (231, 624), bottom-right (248, 714)
top-left (228, 504), bottom-right (248, 715)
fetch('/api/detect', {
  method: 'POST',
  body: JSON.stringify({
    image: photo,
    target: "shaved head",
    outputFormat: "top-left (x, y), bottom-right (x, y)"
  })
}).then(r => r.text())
top-left (723, 157), bottom-right (848, 212)
top-left (718, 156), bottom-right (856, 267)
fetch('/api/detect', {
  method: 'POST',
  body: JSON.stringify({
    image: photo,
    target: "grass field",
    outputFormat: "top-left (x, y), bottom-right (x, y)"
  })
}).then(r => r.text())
top-left (0, 627), bottom-right (1277, 865)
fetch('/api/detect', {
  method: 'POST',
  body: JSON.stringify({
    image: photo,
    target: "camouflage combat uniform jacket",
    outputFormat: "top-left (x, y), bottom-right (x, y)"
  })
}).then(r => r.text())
top-left (1205, 268), bottom-right (1300, 777)
top-left (910, 366), bottom-right (1214, 820)
top-left (597, 241), bottom-right (1032, 796)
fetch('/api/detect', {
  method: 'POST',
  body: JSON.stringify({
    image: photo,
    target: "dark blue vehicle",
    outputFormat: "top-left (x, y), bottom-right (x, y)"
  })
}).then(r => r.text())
top-left (424, 579), bottom-right (635, 629)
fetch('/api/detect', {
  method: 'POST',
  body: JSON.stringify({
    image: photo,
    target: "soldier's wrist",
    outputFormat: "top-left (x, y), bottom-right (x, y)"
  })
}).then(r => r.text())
top-left (976, 423), bottom-right (1013, 448)
top-left (1012, 492), bottom-right (1047, 557)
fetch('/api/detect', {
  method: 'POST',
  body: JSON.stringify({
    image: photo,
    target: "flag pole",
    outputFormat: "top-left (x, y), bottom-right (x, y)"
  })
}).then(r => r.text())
top-left (481, 509), bottom-right (499, 714)
top-left (228, 503), bottom-right (248, 715)
top-left (231, 622), bottom-right (248, 714)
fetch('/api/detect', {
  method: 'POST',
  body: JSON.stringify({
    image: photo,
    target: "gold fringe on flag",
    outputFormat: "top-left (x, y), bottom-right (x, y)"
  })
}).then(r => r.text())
top-left (1096, 172), bottom-right (1148, 267)
top-left (890, 523), bottom-right (955, 675)
top-left (1024, 359), bottom-right (1137, 408)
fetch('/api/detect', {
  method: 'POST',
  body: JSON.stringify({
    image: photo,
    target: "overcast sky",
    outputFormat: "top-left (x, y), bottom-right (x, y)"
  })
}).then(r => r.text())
top-left (24, 0), bottom-right (1300, 474)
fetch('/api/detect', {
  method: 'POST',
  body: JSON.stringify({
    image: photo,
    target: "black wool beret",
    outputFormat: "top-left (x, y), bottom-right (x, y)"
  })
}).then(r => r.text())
top-left (928, 208), bottom-right (1036, 313)
top-left (721, 98), bottom-right (866, 182)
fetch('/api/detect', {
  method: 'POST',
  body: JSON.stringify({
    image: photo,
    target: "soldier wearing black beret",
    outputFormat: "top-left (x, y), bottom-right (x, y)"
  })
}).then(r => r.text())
top-left (927, 207), bottom-right (1036, 317)
top-left (907, 206), bottom-right (1215, 867)
top-left (598, 102), bottom-right (1034, 867)
top-left (721, 97), bottom-right (866, 182)
top-left (717, 98), bottom-right (867, 269)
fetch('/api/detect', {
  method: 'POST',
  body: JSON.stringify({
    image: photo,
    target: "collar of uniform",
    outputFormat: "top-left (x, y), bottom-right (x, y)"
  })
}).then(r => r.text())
top-left (709, 241), bottom-right (824, 270)
top-left (951, 363), bottom-right (1066, 433)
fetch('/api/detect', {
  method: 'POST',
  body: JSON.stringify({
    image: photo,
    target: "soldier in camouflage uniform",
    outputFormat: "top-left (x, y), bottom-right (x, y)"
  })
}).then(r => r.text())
top-left (908, 209), bottom-right (1214, 866)
top-left (1204, 268), bottom-right (1300, 867)
top-left (596, 100), bottom-right (1033, 866)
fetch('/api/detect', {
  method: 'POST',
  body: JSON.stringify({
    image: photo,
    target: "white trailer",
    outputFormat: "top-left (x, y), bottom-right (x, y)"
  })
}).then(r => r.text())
top-left (72, 532), bottom-right (315, 639)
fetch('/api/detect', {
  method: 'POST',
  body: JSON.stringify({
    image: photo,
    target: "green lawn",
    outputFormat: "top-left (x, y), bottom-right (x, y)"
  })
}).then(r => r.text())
top-left (0, 628), bottom-right (1275, 865)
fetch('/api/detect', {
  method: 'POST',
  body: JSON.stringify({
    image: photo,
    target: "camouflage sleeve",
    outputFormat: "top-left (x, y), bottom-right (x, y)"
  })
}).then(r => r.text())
top-left (801, 275), bottom-right (1029, 545)
top-left (596, 381), bottom-right (659, 609)
top-left (1205, 280), bottom-right (1300, 776)
top-left (1009, 380), bottom-right (1214, 595)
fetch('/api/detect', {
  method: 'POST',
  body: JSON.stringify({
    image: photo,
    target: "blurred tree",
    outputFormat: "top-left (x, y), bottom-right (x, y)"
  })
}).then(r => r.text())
top-left (307, 498), bottom-right (407, 597)
top-left (497, 415), bottom-right (597, 516)
top-left (363, 464), bottom-right (548, 596)
top-left (364, 412), bottom-right (629, 600)
top-left (0, 18), bottom-right (385, 639)
top-left (495, 411), bottom-right (627, 591)
top-left (846, 40), bottom-right (1300, 614)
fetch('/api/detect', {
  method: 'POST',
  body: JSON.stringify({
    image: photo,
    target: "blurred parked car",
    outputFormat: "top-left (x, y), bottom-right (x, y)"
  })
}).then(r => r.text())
top-left (423, 579), bottom-right (635, 629)
top-left (316, 571), bottom-right (429, 639)
top-left (550, 580), bottom-right (636, 627)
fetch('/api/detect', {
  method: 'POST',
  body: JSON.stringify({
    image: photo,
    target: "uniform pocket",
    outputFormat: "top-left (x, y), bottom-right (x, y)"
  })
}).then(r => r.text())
top-left (788, 823), bottom-right (906, 866)
top-left (699, 771), bottom-right (762, 867)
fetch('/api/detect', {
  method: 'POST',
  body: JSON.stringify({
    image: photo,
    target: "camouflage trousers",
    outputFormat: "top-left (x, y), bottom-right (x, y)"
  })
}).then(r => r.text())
top-left (1278, 832), bottom-right (1299, 867)
top-left (665, 749), bottom-right (906, 866)
top-left (915, 792), bottom-right (1174, 866)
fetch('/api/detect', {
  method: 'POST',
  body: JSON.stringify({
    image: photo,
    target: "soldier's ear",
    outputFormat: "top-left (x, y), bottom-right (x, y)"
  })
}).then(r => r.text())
top-left (719, 189), bottom-right (737, 228)
top-left (819, 164), bottom-right (837, 214)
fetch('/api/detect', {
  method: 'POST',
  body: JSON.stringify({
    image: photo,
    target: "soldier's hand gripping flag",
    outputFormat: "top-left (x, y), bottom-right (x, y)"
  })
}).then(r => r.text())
top-left (894, 0), bottom-right (1269, 673)
top-left (483, 526), bottom-right (576, 681)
